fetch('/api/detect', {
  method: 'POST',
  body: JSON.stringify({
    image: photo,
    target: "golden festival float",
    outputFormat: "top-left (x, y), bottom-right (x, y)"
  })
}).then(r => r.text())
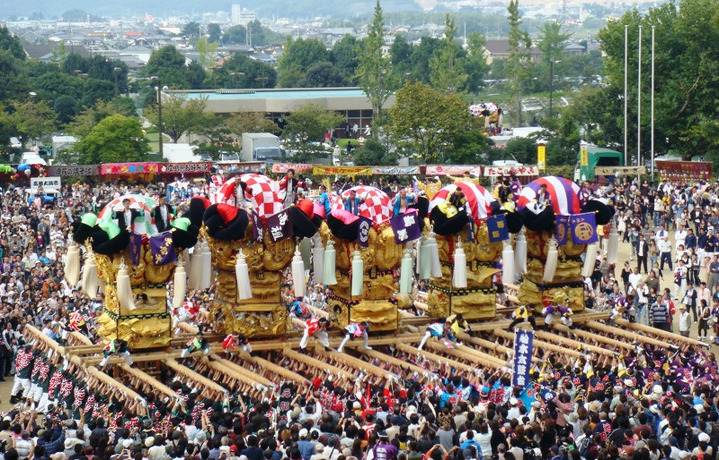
top-left (425, 182), bottom-right (523, 320)
top-left (67, 194), bottom-right (203, 349)
top-left (515, 176), bottom-right (615, 315)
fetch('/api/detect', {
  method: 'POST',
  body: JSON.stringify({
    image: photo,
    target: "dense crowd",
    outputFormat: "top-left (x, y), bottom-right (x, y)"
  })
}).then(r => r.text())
top-left (0, 173), bottom-right (717, 460)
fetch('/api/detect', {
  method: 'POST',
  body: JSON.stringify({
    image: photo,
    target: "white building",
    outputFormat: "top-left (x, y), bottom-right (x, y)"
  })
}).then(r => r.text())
top-left (231, 4), bottom-right (256, 26)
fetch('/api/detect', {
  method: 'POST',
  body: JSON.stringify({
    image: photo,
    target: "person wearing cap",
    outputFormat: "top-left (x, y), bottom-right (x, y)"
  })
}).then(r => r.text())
top-left (418, 321), bottom-right (456, 351)
top-left (299, 317), bottom-right (331, 349)
top-left (336, 322), bottom-right (371, 353)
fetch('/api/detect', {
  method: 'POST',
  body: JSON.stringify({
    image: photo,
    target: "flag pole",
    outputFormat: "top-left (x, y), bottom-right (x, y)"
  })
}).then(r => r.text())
top-left (637, 25), bottom-right (642, 169)
top-left (624, 25), bottom-right (628, 168)
top-left (651, 25), bottom-right (655, 182)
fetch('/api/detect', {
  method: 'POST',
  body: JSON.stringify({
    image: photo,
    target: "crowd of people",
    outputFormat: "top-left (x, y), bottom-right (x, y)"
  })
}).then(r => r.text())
top-left (0, 172), bottom-right (717, 460)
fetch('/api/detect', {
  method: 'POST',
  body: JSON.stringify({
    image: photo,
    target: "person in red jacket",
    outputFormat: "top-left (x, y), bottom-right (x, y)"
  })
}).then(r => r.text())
top-left (300, 317), bottom-right (330, 349)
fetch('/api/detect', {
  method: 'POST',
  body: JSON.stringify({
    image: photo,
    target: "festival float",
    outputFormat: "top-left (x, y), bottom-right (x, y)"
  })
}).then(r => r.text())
top-left (205, 174), bottom-right (322, 338)
top-left (320, 186), bottom-right (426, 332)
top-left (515, 176), bottom-right (614, 314)
top-left (425, 181), bottom-right (523, 320)
top-left (68, 194), bottom-right (203, 349)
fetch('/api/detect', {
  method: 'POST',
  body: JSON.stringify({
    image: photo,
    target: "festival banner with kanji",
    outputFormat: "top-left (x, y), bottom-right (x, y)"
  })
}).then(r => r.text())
top-left (483, 165), bottom-right (539, 177)
top-left (371, 166), bottom-right (421, 175)
top-left (569, 212), bottom-right (598, 244)
top-left (265, 209), bottom-right (293, 243)
top-left (390, 209), bottom-right (421, 244)
top-left (158, 162), bottom-right (212, 175)
top-left (486, 214), bottom-right (509, 242)
top-left (149, 231), bottom-right (177, 265)
top-left (271, 163), bottom-right (315, 174)
top-left (101, 163), bottom-right (159, 176)
top-left (312, 166), bottom-right (373, 176)
top-left (555, 215), bottom-right (570, 245)
top-left (249, 210), bottom-right (264, 242)
top-left (47, 165), bottom-right (100, 177)
top-left (512, 328), bottom-right (534, 387)
top-left (129, 233), bottom-right (143, 265)
top-left (425, 165), bottom-right (481, 177)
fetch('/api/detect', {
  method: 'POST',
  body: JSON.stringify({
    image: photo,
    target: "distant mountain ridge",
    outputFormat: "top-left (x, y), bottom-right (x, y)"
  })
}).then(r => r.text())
top-left (3, 0), bottom-right (421, 20)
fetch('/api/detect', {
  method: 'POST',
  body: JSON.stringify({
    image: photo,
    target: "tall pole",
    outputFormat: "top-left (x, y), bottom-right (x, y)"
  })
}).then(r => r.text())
top-left (651, 26), bottom-right (655, 182)
top-left (152, 76), bottom-right (164, 156)
top-left (637, 25), bottom-right (642, 169)
top-left (624, 25), bottom-right (628, 167)
top-left (549, 60), bottom-right (554, 119)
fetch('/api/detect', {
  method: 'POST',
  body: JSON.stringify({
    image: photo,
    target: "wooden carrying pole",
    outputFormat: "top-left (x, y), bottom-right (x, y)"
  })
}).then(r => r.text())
top-left (165, 359), bottom-right (228, 399)
top-left (551, 324), bottom-right (633, 351)
top-left (532, 330), bottom-right (614, 357)
top-left (356, 348), bottom-right (429, 375)
top-left (424, 341), bottom-right (508, 370)
top-left (458, 333), bottom-right (541, 364)
top-left (493, 329), bottom-right (583, 358)
top-left (584, 320), bottom-right (671, 348)
top-left (395, 343), bottom-right (474, 373)
top-left (283, 349), bottom-right (355, 380)
top-left (613, 318), bottom-right (707, 347)
top-left (315, 349), bottom-right (390, 380)
top-left (202, 357), bottom-right (270, 389)
top-left (209, 355), bottom-right (274, 387)
top-left (245, 355), bottom-right (310, 384)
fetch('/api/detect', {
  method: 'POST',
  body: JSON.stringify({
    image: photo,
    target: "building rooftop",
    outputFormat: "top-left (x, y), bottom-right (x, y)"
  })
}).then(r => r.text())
top-left (178, 87), bottom-right (369, 101)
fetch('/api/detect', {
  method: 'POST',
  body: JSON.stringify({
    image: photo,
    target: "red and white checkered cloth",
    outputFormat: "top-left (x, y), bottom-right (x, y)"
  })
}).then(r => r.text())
top-left (211, 175), bottom-right (283, 219)
top-left (429, 181), bottom-right (496, 221)
top-left (332, 186), bottom-right (392, 226)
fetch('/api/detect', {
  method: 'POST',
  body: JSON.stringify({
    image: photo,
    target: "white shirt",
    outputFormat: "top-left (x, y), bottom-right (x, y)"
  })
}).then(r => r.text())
top-left (679, 311), bottom-right (691, 332)
top-left (628, 273), bottom-right (643, 290)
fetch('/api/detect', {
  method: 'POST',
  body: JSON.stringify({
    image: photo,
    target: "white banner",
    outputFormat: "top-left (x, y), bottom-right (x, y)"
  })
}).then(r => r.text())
top-left (30, 177), bottom-right (61, 189)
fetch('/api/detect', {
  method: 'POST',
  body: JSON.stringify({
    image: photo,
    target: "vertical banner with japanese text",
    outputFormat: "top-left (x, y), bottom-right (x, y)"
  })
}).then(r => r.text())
top-left (512, 328), bottom-right (534, 388)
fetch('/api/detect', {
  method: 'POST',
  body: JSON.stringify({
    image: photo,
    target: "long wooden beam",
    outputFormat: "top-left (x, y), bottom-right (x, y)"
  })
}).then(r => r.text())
top-left (315, 349), bottom-right (390, 380)
top-left (613, 318), bottom-right (708, 348)
top-left (457, 333), bottom-right (541, 364)
top-left (551, 324), bottom-right (633, 351)
top-left (356, 348), bottom-right (429, 375)
top-left (209, 355), bottom-right (274, 387)
top-left (245, 355), bottom-right (310, 384)
top-left (532, 329), bottom-right (614, 356)
top-left (283, 349), bottom-right (355, 380)
top-left (119, 363), bottom-right (180, 403)
top-left (424, 341), bottom-right (508, 370)
top-left (492, 329), bottom-right (584, 358)
top-left (202, 358), bottom-right (269, 389)
top-left (584, 321), bottom-right (671, 348)
top-left (165, 359), bottom-right (228, 398)
top-left (395, 343), bottom-right (474, 373)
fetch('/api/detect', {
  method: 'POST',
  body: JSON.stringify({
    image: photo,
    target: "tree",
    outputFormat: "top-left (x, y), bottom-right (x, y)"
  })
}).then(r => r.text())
top-left (0, 51), bottom-right (29, 102)
top-left (390, 35), bottom-right (414, 83)
top-left (193, 119), bottom-right (241, 161)
top-left (353, 138), bottom-right (398, 165)
top-left (145, 96), bottom-right (216, 143)
top-left (303, 61), bottom-right (348, 87)
top-left (212, 53), bottom-right (277, 89)
top-left (207, 23), bottom-right (221, 44)
top-left (506, 0), bottom-right (532, 126)
top-left (0, 26), bottom-right (25, 60)
top-left (76, 114), bottom-right (149, 164)
top-left (463, 32), bottom-right (489, 94)
top-left (53, 95), bottom-right (78, 125)
top-left (387, 82), bottom-right (472, 163)
top-left (429, 15), bottom-right (467, 93)
top-left (222, 25), bottom-right (246, 45)
top-left (195, 37), bottom-right (218, 70)
top-left (225, 111), bottom-right (279, 137)
top-left (331, 35), bottom-right (360, 84)
top-left (278, 38), bottom-right (330, 87)
top-left (536, 22), bottom-right (572, 95)
top-left (11, 99), bottom-right (56, 145)
top-left (356, 1), bottom-right (399, 124)
top-left (448, 130), bottom-right (495, 164)
top-left (408, 37), bottom-right (442, 84)
top-left (281, 104), bottom-right (345, 162)
top-left (69, 99), bottom-right (137, 138)
top-left (182, 22), bottom-right (201, 41)
top-left (144, 46), bottom-right (189, 88)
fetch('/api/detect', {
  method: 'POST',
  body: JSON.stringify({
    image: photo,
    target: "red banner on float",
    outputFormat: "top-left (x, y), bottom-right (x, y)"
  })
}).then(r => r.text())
top-left (101, 163), bottom-right (159, 175)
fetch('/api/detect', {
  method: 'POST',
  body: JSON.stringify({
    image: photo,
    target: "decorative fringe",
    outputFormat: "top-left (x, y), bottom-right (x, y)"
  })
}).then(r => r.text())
top-left (502, 241), bottom-right (515, 285)
top-left (235, 250), bottom-right (252, 300)
top-left (200, 242), bottom-right (212, 290)
top-left (419, 237), bottom-right (432, 280)
top-left (607, 227), bottom-right (619, 265)
top-left (351, 250), bottom-right (364, 296)
top-left (452, 237), bottom-right (467, 289)
top-left (173, 261), bottom-right (186, 311)
top-left (65, 244), bottom-right (81, 287)
top-left (323, 240), bottom-right (337, 286)
top-left (399, 249), bottom-right (413, 294)
top-left (116, 261), bottom-right (135, 311)
top-left (292, 245), bottom-right (306, 299)
top-left (189, 243), bottom-right (203, 290)
top-left (81, 252), bottom-right (98, 299)
top-left (312, 236), bottom-right (325, 285)
top-left (543, 237), bottom-right (558, 282)
top-left (515, 229), bottom-right (527, 274)
top-left (427, 231), bottom-right (442, 278)
top-left (582, 242), bottom-right (598, 278)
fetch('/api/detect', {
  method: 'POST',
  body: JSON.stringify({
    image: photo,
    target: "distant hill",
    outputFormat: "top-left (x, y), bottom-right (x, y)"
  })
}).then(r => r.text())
top-left (3, 0), bottom-right (421, 20)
